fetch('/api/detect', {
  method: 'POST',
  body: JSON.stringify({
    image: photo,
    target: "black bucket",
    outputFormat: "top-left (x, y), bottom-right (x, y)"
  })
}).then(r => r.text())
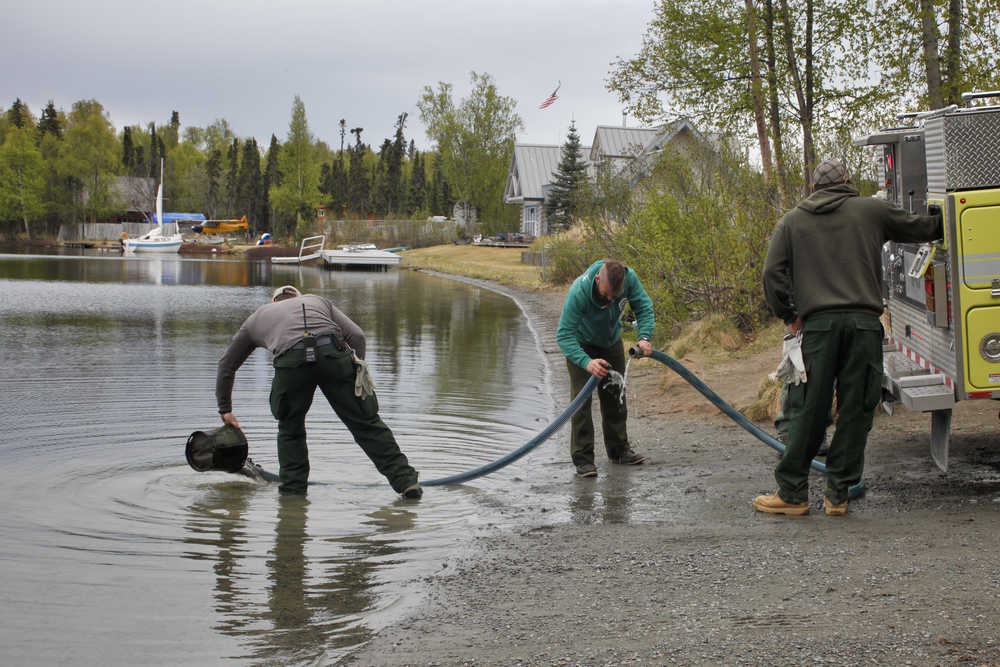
top-left (185, 424), bottom-right (249, 473)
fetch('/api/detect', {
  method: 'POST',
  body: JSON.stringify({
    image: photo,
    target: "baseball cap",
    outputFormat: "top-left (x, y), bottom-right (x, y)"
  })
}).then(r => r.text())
top-left (271, 285), bottom-right (301, 300)
top-left (812, 158), bottom-right (849, 186)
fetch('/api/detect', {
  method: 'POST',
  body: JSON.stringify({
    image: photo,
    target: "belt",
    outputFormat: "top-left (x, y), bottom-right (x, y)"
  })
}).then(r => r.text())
top-left (290, 334), bottom-right (339, 349)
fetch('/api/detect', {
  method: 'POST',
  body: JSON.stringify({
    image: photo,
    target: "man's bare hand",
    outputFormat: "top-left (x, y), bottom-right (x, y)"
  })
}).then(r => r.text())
top-left (636, 339), bottom-right (653, 357)
top-left (220, 412), bottom-right (241, 429)
top-left (788, 317), bottom-right (803, 335)
top-left (586, 358), bottom-right (610, 379)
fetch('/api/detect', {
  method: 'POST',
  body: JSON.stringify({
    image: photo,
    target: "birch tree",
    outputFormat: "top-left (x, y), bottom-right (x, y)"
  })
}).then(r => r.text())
top-left (271, 95), bottom-right (320, 238)
top-left (418, 72), bottom-right (523, 233)
top-left (870, 0), bottom-right (1000, 110)
top-left (59, 99), bottom-right (120, 223)
top-left (0, 126), bottom-right (46, 237)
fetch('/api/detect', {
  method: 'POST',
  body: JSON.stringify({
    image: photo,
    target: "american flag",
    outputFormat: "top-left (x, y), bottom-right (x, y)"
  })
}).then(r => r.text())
top-left (538, 82), bottom-right (561, 109)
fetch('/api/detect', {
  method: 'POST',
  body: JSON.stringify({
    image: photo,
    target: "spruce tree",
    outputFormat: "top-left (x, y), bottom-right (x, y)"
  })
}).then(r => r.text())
top-left (122, 127), bottom-right (134, 172)
top-left (225, 138), bottom-right (240, 217)
top-left (375, 138), bottom-right (393, 216)
top-left (388, 113), bottom-right (407, 214)
top-left (262, 134), bottom-right (282, 233)
top-left (167, 111), bottom-right (180, 148)
top-left (37, 101), bottom-right (61, 139)
top-left (347, 128), bottom-right (367, 217)
top-left (7, 98), bottom-right (28, 128)
top-left (331, 156), bottom-right (347, 217)
top-left (319, 162), bottom-right (331, 196)
top-left (409, 150), bottom-right (425, 214)
top-left (205, 149), bottom-right (222, 219)
top-left (237, 138), bottom-right (262, 232)
top-left (148, 123), bottom-right (161, 177)
top-left (543, 121), bottom-right (588, 234)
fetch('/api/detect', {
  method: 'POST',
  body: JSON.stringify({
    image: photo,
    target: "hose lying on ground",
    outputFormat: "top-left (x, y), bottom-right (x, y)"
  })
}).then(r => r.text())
top-left (422, 376), bottom-right (600, 486)
top-left (633, 347), bottom-right (865, 500)
top-left (239, 347), bottom-right (864, 500)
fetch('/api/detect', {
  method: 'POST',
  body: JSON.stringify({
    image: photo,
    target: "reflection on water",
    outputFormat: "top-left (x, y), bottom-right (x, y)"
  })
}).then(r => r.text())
top-left (186, 490), bottom-right (418, 663)
top-left (0, 252), bottom-right (550, 664)
top-left (568, 475), bottom-right (634, 525)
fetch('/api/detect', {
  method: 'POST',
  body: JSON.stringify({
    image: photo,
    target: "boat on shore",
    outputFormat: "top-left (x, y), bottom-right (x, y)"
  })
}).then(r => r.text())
top-left (123, 159), bottom-right (182, 254)
top-left (321, 245), bottom-right (401, 269)
top-left (123, 225), bottom-right (183, 253)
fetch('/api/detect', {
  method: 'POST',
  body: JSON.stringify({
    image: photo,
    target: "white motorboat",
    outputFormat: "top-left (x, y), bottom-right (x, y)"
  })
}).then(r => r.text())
top-left (321, 245), bottom-right (401, 269)
top-left (124, 159), bottom-right (183, 254)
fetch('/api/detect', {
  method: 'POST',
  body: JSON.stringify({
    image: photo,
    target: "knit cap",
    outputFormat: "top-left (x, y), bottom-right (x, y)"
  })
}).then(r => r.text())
top-left (812, 158), bottom-right (848, 186)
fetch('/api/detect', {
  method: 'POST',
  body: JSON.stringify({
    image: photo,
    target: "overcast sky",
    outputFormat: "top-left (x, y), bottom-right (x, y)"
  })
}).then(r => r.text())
top-left (3, 0), bottom-right (656, 151)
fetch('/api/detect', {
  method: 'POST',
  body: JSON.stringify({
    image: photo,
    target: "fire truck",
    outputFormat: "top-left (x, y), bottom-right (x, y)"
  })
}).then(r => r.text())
top-left (854, 91), bottom-right (1000, 471)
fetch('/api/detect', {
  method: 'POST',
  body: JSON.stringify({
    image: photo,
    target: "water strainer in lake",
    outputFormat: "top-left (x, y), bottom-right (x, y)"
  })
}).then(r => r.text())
top-left (185, 424), bottom-right (249, 473)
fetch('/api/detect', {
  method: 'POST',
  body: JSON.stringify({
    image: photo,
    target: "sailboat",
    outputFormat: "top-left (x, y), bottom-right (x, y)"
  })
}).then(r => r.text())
top-left (123, 159), bottom-right (183, 253)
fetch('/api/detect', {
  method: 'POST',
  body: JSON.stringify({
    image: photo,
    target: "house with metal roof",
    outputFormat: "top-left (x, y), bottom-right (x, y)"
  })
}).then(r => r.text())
top-left (589, 126), bottom-right (662, 162)
top-left (504, 119), bottom-right (707, 236)
top-left (503, 144), bottom-right (587, 237)
top-left (591, 119), bottom-right (706, 181)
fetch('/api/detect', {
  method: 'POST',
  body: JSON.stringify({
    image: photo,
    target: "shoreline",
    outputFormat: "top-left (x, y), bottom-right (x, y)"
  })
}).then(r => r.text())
top-left (344, 273), bottom-right (1000, 666)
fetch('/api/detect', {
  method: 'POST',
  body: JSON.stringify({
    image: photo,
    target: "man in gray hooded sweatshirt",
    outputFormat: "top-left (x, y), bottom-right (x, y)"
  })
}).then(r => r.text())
top-left (757, 158), bottom-right (941, 516)
top-left (216, 285), bottom-right (421, 498)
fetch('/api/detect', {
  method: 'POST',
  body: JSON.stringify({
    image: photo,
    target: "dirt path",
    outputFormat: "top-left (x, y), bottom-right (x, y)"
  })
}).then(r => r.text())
top-left (345, 275), bottom-right (1000, 666)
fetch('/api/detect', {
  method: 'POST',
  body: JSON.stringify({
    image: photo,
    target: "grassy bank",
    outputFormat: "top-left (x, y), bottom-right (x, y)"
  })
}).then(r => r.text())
top-left (400, 244), bottom-right (545, 289)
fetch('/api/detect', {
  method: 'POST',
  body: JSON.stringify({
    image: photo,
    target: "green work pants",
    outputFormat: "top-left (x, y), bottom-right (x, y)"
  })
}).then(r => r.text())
top-left (566, 340), bottom-right (630, 466)
top-left (270, 342), bottom-right (418, 495)
top-left (774, 382), bottom-right (833, 442)
top-left (775, 311), bottom-right (883, 505)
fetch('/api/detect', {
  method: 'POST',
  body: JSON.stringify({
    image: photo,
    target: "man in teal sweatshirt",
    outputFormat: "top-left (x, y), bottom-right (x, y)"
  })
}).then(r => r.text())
top-left (556, 259), bottom-right (655, 477)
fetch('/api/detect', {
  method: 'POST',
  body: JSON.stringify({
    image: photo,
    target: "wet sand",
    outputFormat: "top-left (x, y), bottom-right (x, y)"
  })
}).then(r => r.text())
top-left (346, 274), bottom-right (1000, 665)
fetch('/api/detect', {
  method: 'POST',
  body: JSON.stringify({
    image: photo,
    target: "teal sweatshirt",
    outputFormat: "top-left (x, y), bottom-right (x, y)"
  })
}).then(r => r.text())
top-left (556, 260), bottom-right (655, 369)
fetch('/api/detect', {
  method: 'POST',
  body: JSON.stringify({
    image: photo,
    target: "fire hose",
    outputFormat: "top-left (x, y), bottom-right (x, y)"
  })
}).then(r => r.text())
top-left (628, 347), bottom-right (865, 500)
top-left (229, 346), bottom-right (864, 499)
top-left (422, 346), bottom-right (864, 500)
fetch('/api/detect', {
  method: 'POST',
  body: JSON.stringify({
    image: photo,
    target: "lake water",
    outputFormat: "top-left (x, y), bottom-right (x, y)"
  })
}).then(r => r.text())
top-left (0, 251), bottom-right (552, 664)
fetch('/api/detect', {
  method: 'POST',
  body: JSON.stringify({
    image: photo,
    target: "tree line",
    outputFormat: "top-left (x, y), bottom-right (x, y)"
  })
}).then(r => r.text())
top-left (0, 94), bottom-right (474, 241)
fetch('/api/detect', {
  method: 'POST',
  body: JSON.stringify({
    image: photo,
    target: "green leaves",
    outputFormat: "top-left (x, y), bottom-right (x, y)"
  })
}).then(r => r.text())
top-left (418, 72), bottom-right (523, 233)
top-left (0, 125), bottom-right (46, 236)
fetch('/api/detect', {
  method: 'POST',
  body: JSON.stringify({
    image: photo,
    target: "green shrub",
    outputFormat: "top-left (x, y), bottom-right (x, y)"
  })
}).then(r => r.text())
top-left (548, 143), bottom-right (778, 337)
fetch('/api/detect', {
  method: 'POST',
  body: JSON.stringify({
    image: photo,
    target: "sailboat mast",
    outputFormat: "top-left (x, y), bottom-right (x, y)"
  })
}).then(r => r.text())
top-left (156, 158), bottom-right (164, 227)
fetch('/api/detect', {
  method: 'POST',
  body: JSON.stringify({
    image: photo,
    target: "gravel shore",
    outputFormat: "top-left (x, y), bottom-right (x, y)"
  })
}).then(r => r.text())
top-left (345, 274), bottom-right (1000, 666)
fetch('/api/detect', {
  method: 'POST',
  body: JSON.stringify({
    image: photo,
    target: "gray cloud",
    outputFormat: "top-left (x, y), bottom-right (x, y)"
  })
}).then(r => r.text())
top-left (3, 0), bottom-right (653, 150)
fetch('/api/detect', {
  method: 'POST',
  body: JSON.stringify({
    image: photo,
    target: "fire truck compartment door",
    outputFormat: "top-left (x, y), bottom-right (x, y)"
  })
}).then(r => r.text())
top-left (964, 306), bottom-right (1000, 388)
top-left (960, 205), bottom-right (1000, 290)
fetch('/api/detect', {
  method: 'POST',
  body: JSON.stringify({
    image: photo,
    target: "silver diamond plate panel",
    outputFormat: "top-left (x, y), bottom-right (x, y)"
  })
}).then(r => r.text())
top-left (925, 109), bottom-right (1000, 191)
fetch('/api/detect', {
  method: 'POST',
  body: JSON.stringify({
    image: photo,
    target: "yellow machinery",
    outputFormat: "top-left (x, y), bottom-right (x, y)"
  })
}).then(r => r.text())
top-left (855, 91), bottom-right (1000, 470)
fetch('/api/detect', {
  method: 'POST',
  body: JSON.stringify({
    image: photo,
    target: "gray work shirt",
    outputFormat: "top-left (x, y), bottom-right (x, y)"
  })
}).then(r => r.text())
top-left (215, 293), bottom-right (365, 413)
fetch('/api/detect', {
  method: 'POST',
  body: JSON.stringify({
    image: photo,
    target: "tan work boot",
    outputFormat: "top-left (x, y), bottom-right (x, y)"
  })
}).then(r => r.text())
top-left (753, 492), bottom-right (809, 515)
top-left (824, 497), bottom-right (848, 516)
